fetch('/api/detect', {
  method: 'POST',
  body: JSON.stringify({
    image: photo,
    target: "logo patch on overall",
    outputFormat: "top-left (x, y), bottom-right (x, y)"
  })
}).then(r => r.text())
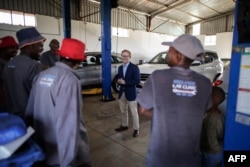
top-left (39, 74), bottom-right (56, 87)
top-left (172, 79), bottom-right (197, 97)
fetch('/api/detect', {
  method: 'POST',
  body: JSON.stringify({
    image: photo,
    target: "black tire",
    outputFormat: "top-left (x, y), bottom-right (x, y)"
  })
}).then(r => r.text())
top-left (112, 75), bottom-right (120, 93)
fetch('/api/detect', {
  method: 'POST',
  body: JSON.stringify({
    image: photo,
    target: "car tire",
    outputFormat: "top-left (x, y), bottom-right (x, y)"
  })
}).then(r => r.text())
top-left (112, 75), bottom-right (120, 93)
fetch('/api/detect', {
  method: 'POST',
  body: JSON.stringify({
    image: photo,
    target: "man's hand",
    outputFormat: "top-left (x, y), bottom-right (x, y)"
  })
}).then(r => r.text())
top-left (117, 78), bottom-right (125, 85)
top-left (138, 103), bottom-right (153, 117)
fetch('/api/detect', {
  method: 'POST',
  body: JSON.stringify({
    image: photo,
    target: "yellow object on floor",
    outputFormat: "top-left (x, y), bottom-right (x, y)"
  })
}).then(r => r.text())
top-left (82, 88), bottom-right (102, 95)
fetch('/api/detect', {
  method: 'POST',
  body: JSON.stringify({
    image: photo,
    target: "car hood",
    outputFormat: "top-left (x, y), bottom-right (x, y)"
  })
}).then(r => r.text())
top-left (138, 63), bottom-right (169, 73)
top-left (138, 63), bottom-right (201, 74)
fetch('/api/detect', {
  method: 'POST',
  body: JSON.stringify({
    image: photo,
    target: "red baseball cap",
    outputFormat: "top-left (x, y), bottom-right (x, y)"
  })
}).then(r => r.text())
top-left (0, 36), bottom-right (18, 49)
top-left (57, 38), bottom-right (86, 61)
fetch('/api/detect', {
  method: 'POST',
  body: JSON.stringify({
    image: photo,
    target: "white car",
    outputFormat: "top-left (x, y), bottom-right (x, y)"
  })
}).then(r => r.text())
top-left (137, 50), bottom-right (224, 89)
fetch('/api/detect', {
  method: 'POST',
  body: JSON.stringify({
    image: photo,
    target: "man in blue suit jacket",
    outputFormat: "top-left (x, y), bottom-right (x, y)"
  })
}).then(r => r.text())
top-left (115, 49), bottom-right (141, 137)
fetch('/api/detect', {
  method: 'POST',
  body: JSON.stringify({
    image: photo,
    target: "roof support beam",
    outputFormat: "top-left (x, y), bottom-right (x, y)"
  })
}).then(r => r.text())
top-left (150, 0), bottom-right (191, 17)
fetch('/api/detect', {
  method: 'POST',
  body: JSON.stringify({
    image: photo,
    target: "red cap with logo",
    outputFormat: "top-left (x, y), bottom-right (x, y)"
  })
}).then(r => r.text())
top-left (0, 36), bottom-right (18, 49)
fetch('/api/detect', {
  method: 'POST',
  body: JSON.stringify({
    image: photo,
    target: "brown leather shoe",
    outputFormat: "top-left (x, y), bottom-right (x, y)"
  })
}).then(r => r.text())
top-left (115, 126), bottom-right (128, 132)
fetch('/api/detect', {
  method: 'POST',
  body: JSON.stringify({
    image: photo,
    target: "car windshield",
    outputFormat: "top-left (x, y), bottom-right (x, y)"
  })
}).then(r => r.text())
top-left (147, 51), bottom-right (203, 65)
top-left (148, 52), bottom-right (168, 64)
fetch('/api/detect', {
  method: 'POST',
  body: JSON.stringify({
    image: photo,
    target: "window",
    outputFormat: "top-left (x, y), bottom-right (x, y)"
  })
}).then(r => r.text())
top-left (0, 10), bottom-right (11, 24)
top-left (192, 23), bottom-right (200, 35)
top-left (112, 27), bottom-right (129, 37)
top-left (204, 35), bottom-right (216, 46)
top-left (12, 11), bottom-right (24, 26)
top-left (0, 9), bottom-right (35, 27)
top-left (24, 13), bottom-right (36, 26)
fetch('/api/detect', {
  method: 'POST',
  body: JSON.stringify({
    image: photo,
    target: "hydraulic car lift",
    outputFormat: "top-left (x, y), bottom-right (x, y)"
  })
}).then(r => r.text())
top-left (223, 0), bottom-right (250, 166)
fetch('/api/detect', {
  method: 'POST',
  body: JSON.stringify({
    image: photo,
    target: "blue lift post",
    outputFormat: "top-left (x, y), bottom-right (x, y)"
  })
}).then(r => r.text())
top-left (62, 0), bottom-right (71, 38)
top-left (100, 0), bottom-right (115, 101)
top-left (224, 0), bottom-right (250, 165)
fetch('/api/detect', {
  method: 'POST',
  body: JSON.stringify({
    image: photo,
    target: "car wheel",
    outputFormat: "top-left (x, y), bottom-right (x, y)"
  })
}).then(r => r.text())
top-left (112, 75), bottom-right (120, 93)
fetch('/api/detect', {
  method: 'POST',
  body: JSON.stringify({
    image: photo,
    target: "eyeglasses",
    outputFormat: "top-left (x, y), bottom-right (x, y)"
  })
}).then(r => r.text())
top-left (121, 55), bottom-right (130, 58)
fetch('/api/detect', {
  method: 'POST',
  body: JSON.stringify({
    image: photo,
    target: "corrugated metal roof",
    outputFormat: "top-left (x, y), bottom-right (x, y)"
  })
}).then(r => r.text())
top-left (0, 0), bottom-right (235, 25)
top-left (0, 0), bottom-right (236, 35)
top-left (115, 0), bottom-right (235, 25)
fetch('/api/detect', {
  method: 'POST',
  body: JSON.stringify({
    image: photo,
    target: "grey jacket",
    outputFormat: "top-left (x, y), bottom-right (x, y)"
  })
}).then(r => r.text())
top-left (25, 62), bottom-right (91, 167)
top-left (4, 55), bottom-right (43, 117)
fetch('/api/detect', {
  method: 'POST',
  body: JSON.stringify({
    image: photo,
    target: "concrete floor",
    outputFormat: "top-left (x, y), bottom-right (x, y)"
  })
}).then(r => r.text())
top-left (82, 93), bottom-right (151, 167)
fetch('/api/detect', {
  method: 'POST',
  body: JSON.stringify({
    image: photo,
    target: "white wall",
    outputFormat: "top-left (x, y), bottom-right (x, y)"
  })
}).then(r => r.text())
top-left (216, 32), bottom-right (233, 59)
top-left (0, 14), bottom-right (233, 64)
top-left (196, 33), bottom-right (233, 59)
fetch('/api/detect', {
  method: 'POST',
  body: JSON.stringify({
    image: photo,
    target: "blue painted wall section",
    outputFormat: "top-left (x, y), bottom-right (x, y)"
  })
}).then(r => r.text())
top-left (100, 0), bottom-right (114, 101)
top-left (224, 0), bottom-right (250, 151)
top-left (62, 0), bottom-right (71, 38)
